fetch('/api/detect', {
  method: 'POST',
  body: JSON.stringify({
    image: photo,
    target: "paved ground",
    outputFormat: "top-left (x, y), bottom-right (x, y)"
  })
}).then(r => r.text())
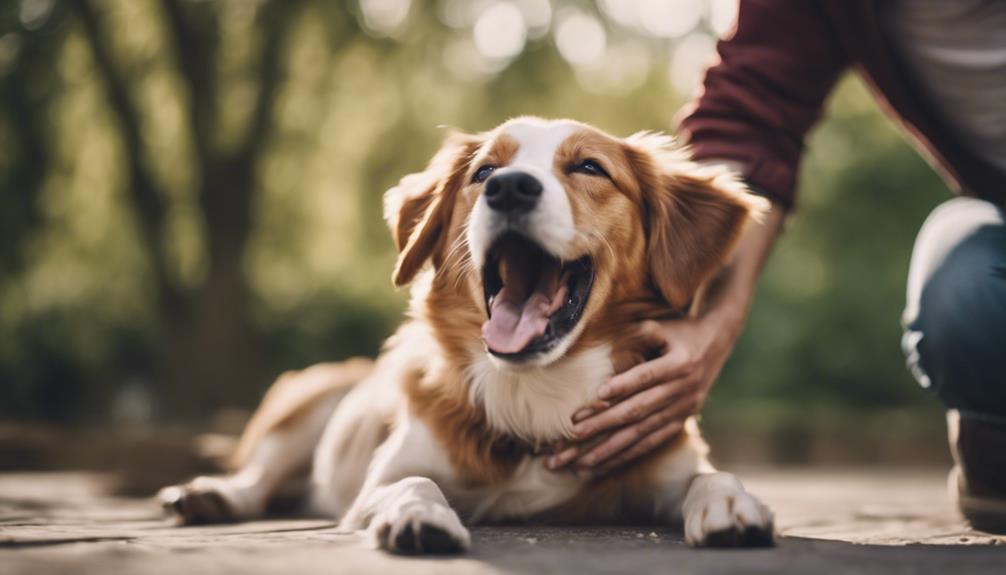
top-left (1, 469), bottom-right (1003, 574)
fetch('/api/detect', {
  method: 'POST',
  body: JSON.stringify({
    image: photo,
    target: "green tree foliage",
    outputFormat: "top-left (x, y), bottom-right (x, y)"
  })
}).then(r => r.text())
top-left (0, 0), bottom-right (948, 425)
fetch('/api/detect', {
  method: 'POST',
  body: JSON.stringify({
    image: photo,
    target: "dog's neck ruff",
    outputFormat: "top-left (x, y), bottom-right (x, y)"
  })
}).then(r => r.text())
top-left (465, 345), bottom-right (613, 444)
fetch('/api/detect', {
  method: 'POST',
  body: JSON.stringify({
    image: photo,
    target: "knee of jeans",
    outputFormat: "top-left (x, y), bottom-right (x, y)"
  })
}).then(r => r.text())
top-left (907, 237), bottom-right (1004, 383)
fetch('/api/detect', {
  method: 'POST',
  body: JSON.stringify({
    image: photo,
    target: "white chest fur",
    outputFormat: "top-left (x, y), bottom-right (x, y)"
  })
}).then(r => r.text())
top-left (465, 345), bottom-right (613, 443)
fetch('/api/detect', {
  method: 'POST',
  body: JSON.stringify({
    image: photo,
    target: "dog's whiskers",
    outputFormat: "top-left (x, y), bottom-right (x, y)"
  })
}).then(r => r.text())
top-left (444, 233), bottom-right (470, 267)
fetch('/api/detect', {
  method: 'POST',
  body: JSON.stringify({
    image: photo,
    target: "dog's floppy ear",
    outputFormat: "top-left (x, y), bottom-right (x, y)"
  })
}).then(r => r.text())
top-left (384, 131), bottom-right (483, 286)
top-left (626, 132), bottom-right (768, 309)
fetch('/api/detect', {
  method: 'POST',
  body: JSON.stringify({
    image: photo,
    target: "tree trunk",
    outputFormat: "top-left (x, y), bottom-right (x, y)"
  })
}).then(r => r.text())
top-left (159, 158), bottom-right (263, 420)
top-left (77, 0), bottom-right (300, 421)
top-left (159, 255), bottom-right (263, 421)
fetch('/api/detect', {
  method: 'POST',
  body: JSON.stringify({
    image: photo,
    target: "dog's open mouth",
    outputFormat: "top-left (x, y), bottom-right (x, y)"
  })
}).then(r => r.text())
top-left (481, 233), bottom-right (594, 361)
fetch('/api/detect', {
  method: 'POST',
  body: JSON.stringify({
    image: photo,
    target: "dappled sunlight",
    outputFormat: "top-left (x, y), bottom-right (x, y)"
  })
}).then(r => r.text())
top-left (358, 0), bottom-right (413, 38)
top-left (668, 32), bottom-right (716, 96)
top-left (473, 2), bottom-right (527, 61)
top-left (555, 8), bottom-right (607, 66)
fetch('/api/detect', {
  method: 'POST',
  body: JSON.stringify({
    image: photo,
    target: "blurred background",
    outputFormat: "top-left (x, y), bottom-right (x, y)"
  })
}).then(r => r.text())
top-left (0, 0), bottom-right (952, 487)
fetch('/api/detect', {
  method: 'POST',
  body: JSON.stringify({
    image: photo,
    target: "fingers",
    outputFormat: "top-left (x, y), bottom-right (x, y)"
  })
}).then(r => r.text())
top-left (594, 417), bottom-right (686, 475)
top-left (571, 392), bottom-right (699, 472)
top-left (597, 350), bottom-right (693, 402)
top-left (574, 376), bottom-right (693, 440)
top-left (571, 403), bottom-right (682, 468)
top-left (546, 444), bottom-right (581, 470)
top-left (571, 399), bottom-right (611, 423)
top-left (546, 387), bottom-right (700, 471)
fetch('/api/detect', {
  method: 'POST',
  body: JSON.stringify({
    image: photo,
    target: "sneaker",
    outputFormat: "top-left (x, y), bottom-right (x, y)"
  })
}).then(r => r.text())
top-left (947, 410), bottom-right (1006, 533)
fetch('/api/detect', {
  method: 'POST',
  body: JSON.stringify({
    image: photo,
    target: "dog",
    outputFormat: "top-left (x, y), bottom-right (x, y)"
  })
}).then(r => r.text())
top-left (159, 117), bottom-right (775, 553)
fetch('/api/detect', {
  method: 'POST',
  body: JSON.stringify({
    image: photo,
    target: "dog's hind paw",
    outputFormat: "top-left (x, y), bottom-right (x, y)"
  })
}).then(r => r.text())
top-left (370, 500), bottom-right (470, 554)
top-left (157, 477), bottom-right (244, 526)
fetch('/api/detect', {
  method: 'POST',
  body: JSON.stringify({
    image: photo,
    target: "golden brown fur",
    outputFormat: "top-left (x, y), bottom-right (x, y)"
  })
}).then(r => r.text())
top-left (389, 121), bottom-right (761, 491)
top-left (403, 364), bottom-right (529, 486)
top-left (162, 118), bottom-right (773, 551)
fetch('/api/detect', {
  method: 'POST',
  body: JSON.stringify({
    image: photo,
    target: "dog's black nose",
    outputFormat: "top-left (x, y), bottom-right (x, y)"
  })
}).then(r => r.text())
top-left (484, 172), bottom-right (542, 214)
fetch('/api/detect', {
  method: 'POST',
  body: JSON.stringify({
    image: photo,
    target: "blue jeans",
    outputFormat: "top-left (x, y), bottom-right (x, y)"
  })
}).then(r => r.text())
top-left (903, 197), bottom-right (1006, 421)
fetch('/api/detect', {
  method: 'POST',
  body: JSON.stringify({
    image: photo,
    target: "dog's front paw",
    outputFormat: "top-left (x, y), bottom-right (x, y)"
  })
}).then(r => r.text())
top-left (684, 473), bottom-right (775, 548)
top-left (157, 477), bottom-right (246, 526)
top-left (370, 500), bottom-right (470, 555)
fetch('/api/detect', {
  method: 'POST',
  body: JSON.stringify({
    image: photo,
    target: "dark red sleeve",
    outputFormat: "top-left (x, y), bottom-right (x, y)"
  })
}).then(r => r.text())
top-left (676, 0), bottom-right (850, 211)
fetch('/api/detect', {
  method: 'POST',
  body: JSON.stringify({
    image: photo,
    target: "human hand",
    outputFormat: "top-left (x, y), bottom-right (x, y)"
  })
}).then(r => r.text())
top-left (547, 315), bottom-right (739, 474)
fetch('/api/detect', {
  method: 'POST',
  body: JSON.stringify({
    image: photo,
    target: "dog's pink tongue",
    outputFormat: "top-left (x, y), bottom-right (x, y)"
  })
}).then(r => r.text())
top-left (482, 265), bottom-right (564, 355)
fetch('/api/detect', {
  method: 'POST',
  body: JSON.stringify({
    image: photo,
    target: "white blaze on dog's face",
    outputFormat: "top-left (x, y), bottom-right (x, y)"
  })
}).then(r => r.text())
top-left (466, 119), bottom-right (592, 366)
top-left (466, 121), bottom-right (579, 269)
top-left (385, 117), bottom-right (765, 370)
